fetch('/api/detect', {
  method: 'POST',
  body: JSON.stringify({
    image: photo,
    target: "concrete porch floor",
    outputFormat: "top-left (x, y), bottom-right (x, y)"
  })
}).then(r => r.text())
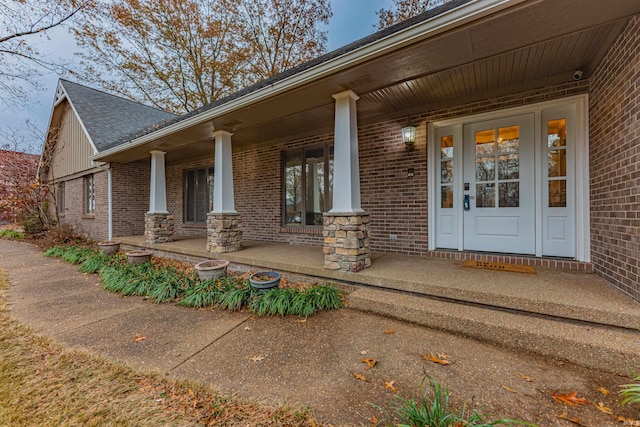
top-left (119, 235), bottom-right (640, 332)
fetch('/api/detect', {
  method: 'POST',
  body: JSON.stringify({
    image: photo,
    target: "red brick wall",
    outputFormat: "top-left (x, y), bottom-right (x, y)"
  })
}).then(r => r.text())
top-left (112, 161), bottom-right (149, 237)
top-left (589, 16), bottom-right (640, 301)
top-left (59, 170), bottom-right (109, 241)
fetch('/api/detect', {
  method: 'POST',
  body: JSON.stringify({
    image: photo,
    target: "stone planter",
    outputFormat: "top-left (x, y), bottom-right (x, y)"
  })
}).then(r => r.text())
top-left (249, 271), bottom-right (281, 290)
top-left (195, 259), bottom-right (230, 281)
top-left (97, 241), bottom-right (121, 255)
top-left (125, 249), bottom-right (153, 265)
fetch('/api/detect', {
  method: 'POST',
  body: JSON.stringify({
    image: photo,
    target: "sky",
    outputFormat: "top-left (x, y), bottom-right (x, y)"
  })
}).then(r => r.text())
top-left (0, 0), bottom-right (394, 154)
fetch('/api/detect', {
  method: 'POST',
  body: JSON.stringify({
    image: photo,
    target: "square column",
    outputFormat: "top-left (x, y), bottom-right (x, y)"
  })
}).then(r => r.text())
top-left (324, 90), bottom-right (371, 271)
top-left (323, 213), bottom-right (371, 272)
top-left (145, 150), bottom-right (173, 244)
top-left (207, 130), bottom-right (243, 253)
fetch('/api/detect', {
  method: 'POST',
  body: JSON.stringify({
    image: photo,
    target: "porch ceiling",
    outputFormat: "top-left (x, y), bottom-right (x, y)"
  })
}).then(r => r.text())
top-left (101, 0), bottom-right (640, 165)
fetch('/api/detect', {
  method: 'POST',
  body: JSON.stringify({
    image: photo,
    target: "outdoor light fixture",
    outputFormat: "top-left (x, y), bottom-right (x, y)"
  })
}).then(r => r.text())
top-left (402, 125), bottom-right (416, 150)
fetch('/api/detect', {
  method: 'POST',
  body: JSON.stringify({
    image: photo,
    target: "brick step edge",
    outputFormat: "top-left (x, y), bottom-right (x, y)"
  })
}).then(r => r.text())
top-left (348, 287), bottom-right (640, 376)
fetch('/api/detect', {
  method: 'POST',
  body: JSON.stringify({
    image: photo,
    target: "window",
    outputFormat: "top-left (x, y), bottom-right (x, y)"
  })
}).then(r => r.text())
top-left (283, 144), bottom-right (333, 227)
top-left (547, 119), bottom-right (567, 207)
top-left (83, 175), bottom-right (95, 214)
top-left (184, 167), bottom-right (214, 223)
top-left (56, 182), bottom-right (65, 215)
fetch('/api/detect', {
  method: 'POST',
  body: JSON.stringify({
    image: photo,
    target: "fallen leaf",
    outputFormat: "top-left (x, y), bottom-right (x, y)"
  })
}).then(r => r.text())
top-left (369, 415), bottom-right (379, 425)
top-left (594, 401), bottom-right (612, 415)
top-left (188, 388), bottom-right (195, 397)
top-left (362, 358), bottom-right (377, 370)
top-left (557, 412), bottom-right (588, 426)
top-left (384, 380), bottom-right (397, 392)
top-left (249, 315), bottom-right (256, 321)
top-left (360, 350), bottom-right (369, 355)
top-left (244, 326), bottom-right (251, 331)
top-left (353, 372), bottom-right (367, 381)
top-left (597, 387), bottom-right (609, 396)
top-left (133, 334), bottom-right (146, 343)
top-left (618, 415), bottom-right (640, 423)
top-left (551, 390), bottom-right (591, 407)
top-left (502, 385), bottom-right (517, 393)
top-left (438, 352), bottom-right (451, 360)
top-left (422, 353), bottom-right (451, 366)
top-left (296, 319), bottom-right (307, 323)
top-left (519, 373), bottom-right (532, 382)
top-left (249, 355), bottom-right (265, 362)
top-left (384, 329), bottom-right (395, 335)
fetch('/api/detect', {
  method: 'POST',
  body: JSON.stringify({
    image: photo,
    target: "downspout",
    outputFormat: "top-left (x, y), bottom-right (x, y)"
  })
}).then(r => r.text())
top-left (92, 161), bottom-right (113, 241)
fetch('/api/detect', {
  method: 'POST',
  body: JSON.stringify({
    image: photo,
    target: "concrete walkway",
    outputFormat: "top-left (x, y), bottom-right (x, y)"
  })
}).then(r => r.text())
top-left (2, 239), bottom-right (639, 426)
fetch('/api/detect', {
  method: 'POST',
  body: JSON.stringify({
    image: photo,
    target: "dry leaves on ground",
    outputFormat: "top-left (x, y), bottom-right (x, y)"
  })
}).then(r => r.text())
top-left (594, 401), bottom-right (613, 415)
top-left (362, 358), bottom-right (377, 370)
top-left (597, 386), bottom-right (609, 396)
top-left (519, 373), bottom-right (532, 382)
top-left (384, 380), bottom-right (397, 392)
top-left (353, 373), bottom-right (367, 382)
top-left (502, 385), bottom-right (517, 393)
top-left (249, 355), bottom-right (265, 362)
top-left (422, 353), bottom-right (451, 366)
top-left (551, 390), bottom-right (591, 407)
top-left (133, 334), bottom-right (146, 343)
top-left (557, 412), bottom-right (588, 426)
top-left (384, 329), bottom-right (395, 335)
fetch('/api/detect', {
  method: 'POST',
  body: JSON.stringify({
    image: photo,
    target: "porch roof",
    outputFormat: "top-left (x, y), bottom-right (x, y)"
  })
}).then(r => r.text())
top-left (92, 0), bottom-right (640, 166)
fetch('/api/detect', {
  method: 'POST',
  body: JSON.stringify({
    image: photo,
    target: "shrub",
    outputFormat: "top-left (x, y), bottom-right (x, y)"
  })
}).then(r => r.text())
top-left (380, 377), bottom-right (534, 427)
top-left (36, 224), bottom-right (88, 249)
top-left (20, 212), bottom-right (46, 236)
top-left (620, 370), bottom-right (640, 417)
top-left (0, 229), bottom-right (25, 240)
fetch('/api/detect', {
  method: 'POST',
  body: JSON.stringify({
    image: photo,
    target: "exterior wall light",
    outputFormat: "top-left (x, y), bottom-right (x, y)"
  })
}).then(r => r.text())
top-left (402, 126), bottom-right (416, 150)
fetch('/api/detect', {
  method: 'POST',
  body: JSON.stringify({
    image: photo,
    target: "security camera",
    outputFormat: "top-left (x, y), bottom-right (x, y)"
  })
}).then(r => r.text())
top-left (573, 70), bottom-right (584, 81)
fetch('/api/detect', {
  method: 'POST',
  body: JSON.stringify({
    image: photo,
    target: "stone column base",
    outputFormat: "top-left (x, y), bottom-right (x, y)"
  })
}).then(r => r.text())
top-left (144, 213), bottom-right (174, 244)
top-left (323, 212), bottom-right (371, 272)
top-left (207, 213), bottom-right (243, 253)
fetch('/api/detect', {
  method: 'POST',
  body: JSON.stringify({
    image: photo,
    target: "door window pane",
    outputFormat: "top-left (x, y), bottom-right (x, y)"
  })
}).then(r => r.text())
top-left (441, 160), bottom-right (453, 184)
top-left (475, 157), bottom-right (495, 181)
top-left (475, 129), bottom-right (495, 156)
top-left (548, 149), bottom-right (566, 177)
top-left (305, 147), bottom-right (325, 226)
top-left (549, 180), bottom-right (567, 207)
top-left (498, 154), bottom-right (519, 180)
top-left (548, 119), bottom-right (566, 147)
top-left (476, 183), bottom-right (495, 208)
top-left (499, 182), bottom-right (519, 207)
top-left (440, 135), bottom-right (453, 159)
top-left (498, 126), bottom-right (519, 153)
top-left (441, 186), bottom-right (453, 208)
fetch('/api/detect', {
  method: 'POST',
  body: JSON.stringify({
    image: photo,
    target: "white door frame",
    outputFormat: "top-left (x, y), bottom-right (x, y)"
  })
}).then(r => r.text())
top-left (427, 94), bottom-right (590, 261)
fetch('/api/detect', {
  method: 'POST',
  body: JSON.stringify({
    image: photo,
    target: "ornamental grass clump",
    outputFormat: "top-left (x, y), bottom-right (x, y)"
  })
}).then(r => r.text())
top-left (79, 251), bottom-right (113, 274)
top-left (0, 229), bottom-right (25, 240)
top-left (620, 370), bottom-right (640, 418)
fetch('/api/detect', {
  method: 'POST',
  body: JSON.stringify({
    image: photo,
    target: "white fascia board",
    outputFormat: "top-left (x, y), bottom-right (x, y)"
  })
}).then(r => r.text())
top-left (91, 0), bottom-right (525, 162)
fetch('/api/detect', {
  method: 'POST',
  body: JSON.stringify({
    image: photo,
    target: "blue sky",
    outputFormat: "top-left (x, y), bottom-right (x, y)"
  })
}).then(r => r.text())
top-left (0, 0), bottom-right (394, 153)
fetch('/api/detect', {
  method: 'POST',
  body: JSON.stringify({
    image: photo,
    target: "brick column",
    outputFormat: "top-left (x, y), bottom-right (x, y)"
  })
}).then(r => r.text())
top-left (144, 213), bottom-right (174, 244)
top-left (323, 212), bottom-right (371, 272)
top-left (207, 213), bottom-right (243, 253)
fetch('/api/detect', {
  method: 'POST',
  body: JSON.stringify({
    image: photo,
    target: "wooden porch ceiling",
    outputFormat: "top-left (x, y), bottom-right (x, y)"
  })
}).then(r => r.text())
top-left (102, 0), bottom-right (640, 166)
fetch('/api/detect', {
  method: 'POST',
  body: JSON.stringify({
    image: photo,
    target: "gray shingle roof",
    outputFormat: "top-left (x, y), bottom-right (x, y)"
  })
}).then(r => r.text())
top-left (59, 80), bottom-right (177, 153)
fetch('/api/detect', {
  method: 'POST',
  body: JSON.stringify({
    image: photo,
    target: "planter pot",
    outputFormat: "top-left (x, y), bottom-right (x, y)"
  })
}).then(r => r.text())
top-left (195, 259), bottom-right (230, 281)
top-left (97, 241), bottom-right (121, 255)
top-left (249, 271), bottom-right (281, 290)
top-left (125, 249), bottom-right (153, 265)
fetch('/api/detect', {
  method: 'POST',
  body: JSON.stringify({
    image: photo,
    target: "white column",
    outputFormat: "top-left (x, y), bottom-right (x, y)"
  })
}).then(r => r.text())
top-left (330, 90), bottom-right (363, 213)
top-left (211, 130), bottom-right (237, 213)
top-left (148, 150), bottom-right (168, 214)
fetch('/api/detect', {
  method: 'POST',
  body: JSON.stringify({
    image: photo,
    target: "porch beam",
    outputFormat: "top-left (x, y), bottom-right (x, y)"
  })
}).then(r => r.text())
top-left (148, 150), bottom-right (168, 214)
top-left (330, 90), bottom-right (363, 213)
top-left (211, 130), bottom-right (237, 214)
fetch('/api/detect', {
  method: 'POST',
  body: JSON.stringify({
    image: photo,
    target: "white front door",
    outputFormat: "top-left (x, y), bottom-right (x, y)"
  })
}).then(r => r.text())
top-left (462, 114), bottom-right (535, 254)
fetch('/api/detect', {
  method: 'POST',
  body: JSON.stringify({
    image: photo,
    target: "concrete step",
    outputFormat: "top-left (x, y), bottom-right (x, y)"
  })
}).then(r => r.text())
top-left (348, 287), bottom-right (640, 375)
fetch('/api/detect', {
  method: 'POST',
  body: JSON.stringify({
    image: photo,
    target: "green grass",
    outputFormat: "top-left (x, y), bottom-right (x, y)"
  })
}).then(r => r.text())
top-left (46, 245), bottom-right (344, 317)
top-left (0, 229), bottom-right (24, 240)
top-left (378, 377), bottom-right (535, 427)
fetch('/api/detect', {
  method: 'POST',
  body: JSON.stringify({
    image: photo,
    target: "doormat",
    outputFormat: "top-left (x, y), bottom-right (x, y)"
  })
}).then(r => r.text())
top-left (462, 260), bottom-right (537, 274)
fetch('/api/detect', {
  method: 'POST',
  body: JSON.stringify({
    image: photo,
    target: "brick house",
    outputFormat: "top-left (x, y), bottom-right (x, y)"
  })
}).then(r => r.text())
top-left (42, 0), bottom-right (640, 300)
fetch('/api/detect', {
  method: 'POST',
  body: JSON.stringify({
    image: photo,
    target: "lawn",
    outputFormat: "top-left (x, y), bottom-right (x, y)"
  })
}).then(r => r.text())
top-left (0, 268), bottom-right (321, 426)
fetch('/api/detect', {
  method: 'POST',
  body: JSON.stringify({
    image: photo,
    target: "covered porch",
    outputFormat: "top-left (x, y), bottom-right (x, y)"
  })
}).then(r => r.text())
top-left (118, 235), bottom-right (640, 332)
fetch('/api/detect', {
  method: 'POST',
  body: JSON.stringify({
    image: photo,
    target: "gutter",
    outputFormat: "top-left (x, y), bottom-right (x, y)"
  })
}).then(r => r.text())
top-left (91, 0), bottom-right (524, 162)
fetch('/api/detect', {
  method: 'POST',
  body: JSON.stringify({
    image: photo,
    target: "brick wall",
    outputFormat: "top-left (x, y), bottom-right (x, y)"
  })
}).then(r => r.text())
top-left (589, 16), bottom-right (640, 301)
top-left (112, 161), bottom-right (149, 237)
top-left (59, 170), bottom-right (109, 241)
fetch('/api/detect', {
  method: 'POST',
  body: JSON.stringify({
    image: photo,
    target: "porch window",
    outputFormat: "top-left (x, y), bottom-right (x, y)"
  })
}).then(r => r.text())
top-left (547, 119), bottom-right (567, 208)
top-left (283, 144), bottom-right (333, 227)
top-left (56, 182), bottom-right (65, 215)
top-left (83, 175), bottom-right (95, 214)
top-left (184, 167), bottom-right (214, 223)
